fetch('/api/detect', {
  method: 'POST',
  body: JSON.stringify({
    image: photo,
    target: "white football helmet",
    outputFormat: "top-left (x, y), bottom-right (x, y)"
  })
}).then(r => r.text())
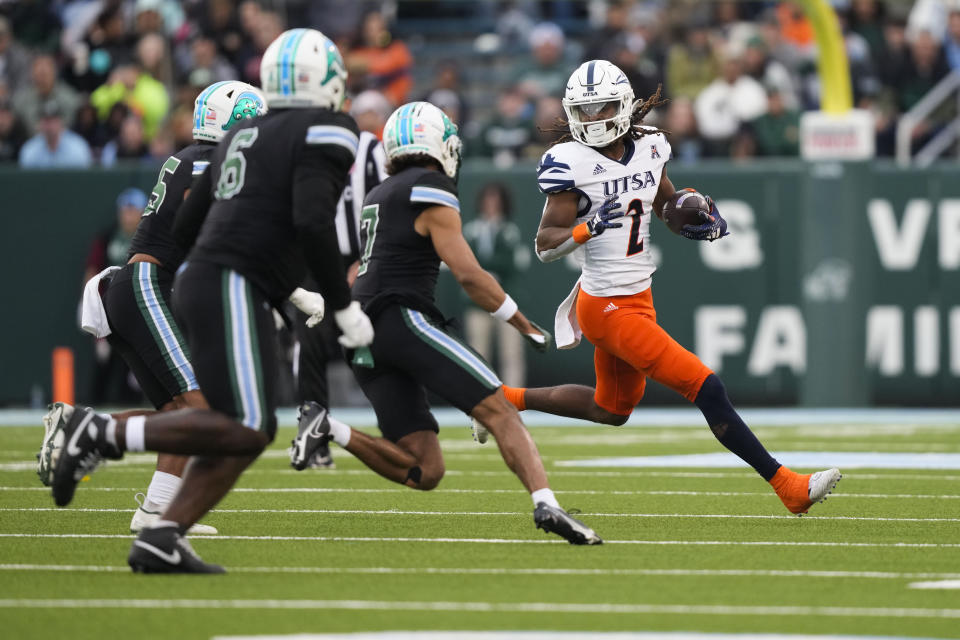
top-left (383, 101), bottom-right (462, 179)
top-left (192, 81), bottom-right (267, 142)
top-left (260, 28), bottom-right (346, 109)
top-left (562, 60), bottom-right (635, 147)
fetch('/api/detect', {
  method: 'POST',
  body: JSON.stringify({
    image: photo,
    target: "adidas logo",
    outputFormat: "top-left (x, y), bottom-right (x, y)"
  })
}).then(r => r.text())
top-left (592, 163), bottom-right (606, 175)
top-left (603, 302), bottom-right (618, 313)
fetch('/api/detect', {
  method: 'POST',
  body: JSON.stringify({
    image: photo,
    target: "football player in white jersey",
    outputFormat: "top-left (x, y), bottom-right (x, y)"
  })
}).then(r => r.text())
top-left (494, 60), bottom-right (841, 516)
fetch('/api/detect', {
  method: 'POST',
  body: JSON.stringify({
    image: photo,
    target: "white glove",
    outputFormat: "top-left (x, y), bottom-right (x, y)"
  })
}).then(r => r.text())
top-left (334, 301), bottom-right (374, 348)
top-left (288, 287), bottom-right (325, 328)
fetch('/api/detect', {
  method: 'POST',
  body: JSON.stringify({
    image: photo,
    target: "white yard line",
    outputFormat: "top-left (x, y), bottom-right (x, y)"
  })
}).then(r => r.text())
top-left (1, 507), bottom-right (957, 524)
top-left (0, 598), bottom-right (957, 619)
top-left (3, 485), bottom-right (956, 499)
top-left (908, 580), bottom-right (960, 590)
top-left (1, 563), bottom-right (959, 581)
top-left (0, 533), bottom-right (957, 548)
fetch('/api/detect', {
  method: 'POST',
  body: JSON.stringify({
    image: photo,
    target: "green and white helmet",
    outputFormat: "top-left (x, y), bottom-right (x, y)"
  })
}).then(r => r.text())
top-left (260, 28), bottom-right (346, 109)
top-left (383, 101), bottom-right (462, 179)
top-left (192, 81), bottom-right (267, 142)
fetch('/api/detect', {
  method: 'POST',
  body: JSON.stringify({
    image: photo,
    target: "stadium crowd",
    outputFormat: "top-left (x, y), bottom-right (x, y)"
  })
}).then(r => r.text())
top-left (0, 0), bottom-right (957, 168)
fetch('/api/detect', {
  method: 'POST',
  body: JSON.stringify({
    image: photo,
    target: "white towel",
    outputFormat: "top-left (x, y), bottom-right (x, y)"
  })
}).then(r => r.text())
top-left (80, 266), bottom-right (121, 338)
top-left (553, 278), bottom-right (582, 350)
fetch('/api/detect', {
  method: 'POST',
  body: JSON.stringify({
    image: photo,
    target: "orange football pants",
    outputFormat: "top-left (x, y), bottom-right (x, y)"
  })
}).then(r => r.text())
top-left (576, 287), bottom-right (713, 415)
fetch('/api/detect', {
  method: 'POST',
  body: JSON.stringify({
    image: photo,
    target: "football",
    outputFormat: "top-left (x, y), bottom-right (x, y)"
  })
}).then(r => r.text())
top-left (660, 188), bottom-right (711, 237)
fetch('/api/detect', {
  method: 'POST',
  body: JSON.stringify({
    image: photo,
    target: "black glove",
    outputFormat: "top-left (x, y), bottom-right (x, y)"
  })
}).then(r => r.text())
top-left (586, 194), bottom-right (624, 237)
top-left (681, 196), bottom-right (729, 242)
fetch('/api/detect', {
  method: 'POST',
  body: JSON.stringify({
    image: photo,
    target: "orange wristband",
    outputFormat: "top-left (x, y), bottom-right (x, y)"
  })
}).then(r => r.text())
top-left (572, 222), bottom-right (592, 244)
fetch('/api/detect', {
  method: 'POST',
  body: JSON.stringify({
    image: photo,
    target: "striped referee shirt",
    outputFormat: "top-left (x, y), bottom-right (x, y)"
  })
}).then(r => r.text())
top-left (335, 130), bottom-right (387, 261)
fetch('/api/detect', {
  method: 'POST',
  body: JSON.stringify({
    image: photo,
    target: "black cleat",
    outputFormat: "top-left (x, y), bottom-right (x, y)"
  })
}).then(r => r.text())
top-left (533, 503), bottom-right (603, 545)
top-left (290, 401), bottom-right (331, 470)
top-left (308, 441), bottom-right (336, 469)
top-left (128, 525), bottom-right (224, 574)
top-left (51, 406), bottom-right (121, 507)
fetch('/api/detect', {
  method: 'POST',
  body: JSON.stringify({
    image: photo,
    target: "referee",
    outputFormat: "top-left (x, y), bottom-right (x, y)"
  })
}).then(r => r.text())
top-left (293, 92), bottom-right (389, 468)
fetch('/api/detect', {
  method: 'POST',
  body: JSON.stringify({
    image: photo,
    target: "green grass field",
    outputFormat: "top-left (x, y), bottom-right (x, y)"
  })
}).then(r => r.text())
top-left (1, 419), bottom-right (959, 640)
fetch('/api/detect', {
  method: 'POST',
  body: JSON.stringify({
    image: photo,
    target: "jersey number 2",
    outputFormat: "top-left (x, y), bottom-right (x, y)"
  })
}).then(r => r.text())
top-left (626, 198), bottom-right (644, 257)
top-left (215, 128), bottom-right (259, 200)
top-left (357, 204), bottom-right (380, 276)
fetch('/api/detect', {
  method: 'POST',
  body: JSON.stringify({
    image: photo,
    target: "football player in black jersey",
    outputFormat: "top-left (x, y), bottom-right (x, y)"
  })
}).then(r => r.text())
top-left (38, 81), bottom-right (266, 536)
top-left (289, 101), bottom-right (603, 545)
top-left (48, 29), bottom-right (374, 573)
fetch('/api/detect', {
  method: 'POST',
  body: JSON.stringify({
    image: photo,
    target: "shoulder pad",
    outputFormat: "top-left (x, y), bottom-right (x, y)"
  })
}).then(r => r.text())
top-left (536, 143), bottom-right (578, 194)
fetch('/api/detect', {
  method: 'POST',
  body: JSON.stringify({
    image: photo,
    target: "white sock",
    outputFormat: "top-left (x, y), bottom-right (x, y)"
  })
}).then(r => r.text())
top-left (144, 471), bottom-right (181, 510)
top-left (328, 417), bottom-right (351, 447)
top-left (125, 416), bottom-right (146, 452)
top-left (531, 488), bottom-right (559, 508)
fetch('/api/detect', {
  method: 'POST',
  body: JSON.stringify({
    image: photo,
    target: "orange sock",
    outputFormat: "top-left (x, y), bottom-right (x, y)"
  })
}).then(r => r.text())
top-left (769, 466), bottom-right (813, 514)
top-left (502, 385), bottom-right (527, 411)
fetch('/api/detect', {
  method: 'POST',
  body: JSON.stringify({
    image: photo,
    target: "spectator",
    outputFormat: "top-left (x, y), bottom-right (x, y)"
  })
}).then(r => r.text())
top-left (183, 36), bottom-right (238, 87)
top-left (421, 60), bottom-right (470, 127)
top-left (752, 88), bottom-right (801, 156)
top-left (944, 8), bottom-right (960, 71)
top-left (468, 86), bottom-right (534, 167)
top-left (240, 10), bottom-right (285, 85)
top-left (13, 55), bottom-right (81, 134)
top-left (19, 101), bottom-right (93, 168)
top-left (585, 0), bottom-right (630, 61)
top-left (133, 0), bottom-right (185, 38)
top-left (0, 17), bottom-right (31, 95)
top-left (893, 29), bottom-right (950, 113)
top-left (694, 46), bottom-right (767, 156)
top-left (666, 20), bottom-right (721, 99)
top-left (83, 188), bottom-right (148, 405)
top-left (136, 32), bottom-right (175, 92)
top-left (350, 90), bottom-right (393, 138)
top-left (347, 10), bottom-right (414, 105)
top-left (664, 97), bottom-right (704, 163)
top-left (743, 36), bottom-right (799, 110)
top-left (65, 3), bottom-right (134, 94)
top-left (6, 0), bottom-right (61, 52)
top-left (72, 101), bottom-right (113, 154)
top-left (848, 0), bottom-right (888, 60)
top-left (90, 60), bottom-right (170, 141)
top-left (463, 182), bottom-right (529, 388)
top-left (510, 22), bottom-right (571, 100)
top-left (101, 113), bottom-right (151, 166)
top-left (528, 95), bottom-right (564, 154)
top-left (200, 0), bottom-right (246, 64)
top-left (0, 98), bottom-right (28, 162)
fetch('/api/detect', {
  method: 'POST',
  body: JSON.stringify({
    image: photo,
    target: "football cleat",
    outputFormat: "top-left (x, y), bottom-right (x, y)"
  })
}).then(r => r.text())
top-left (128, 525), bottom-right (224, 574)
top-left (130, 493), bottom-right (218, 535)
top-left (771, 466), bottom-right (842, 515)
top-left (37, 402), bottom-right (74, 486)
top-left (533, 503), bottom-right (603, 545)
top-left (290, 401), bottom-right (331, 471)
top-left (51, 406), bottom-right (121, 507)
top-left (307, 442), bottom-right (336, 469)
top-left (471, 417), bottom-right (489, 445)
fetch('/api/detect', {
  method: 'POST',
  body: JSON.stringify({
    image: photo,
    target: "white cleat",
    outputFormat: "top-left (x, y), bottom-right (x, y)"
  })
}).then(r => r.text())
top-left (37, 402), bottom-right (74, 486)
top-left (130, 493), bottom-right (218, 535)
top-left (471, 417), bottom-right (489, 444)
top-left (807, 468), bottom-right (842, 506)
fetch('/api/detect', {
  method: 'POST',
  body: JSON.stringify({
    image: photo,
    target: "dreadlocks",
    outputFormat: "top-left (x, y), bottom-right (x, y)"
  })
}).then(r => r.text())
top-left (541, 84), bottom-right (669, 146)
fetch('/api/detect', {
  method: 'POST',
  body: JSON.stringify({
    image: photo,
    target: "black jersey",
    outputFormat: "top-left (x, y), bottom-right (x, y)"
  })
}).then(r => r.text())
top-left (129, 142), bottom-right (214, 271)
top-left (352, 166), bottom-right (461, 320)
top-left (174, 108), bottom-right (358, 307)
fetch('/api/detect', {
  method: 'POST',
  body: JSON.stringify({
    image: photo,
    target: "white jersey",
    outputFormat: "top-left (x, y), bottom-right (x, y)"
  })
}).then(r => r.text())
top-left (537, 131), bottom-right (671, 297)
top-left (335, 130), bottom-right (387, 259)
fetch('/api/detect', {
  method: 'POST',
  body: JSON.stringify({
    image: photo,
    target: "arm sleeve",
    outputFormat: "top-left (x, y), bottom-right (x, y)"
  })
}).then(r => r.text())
top-left (172, 165), bottom-right (213, 251)
top-left (292, 136), bottom-right (356, 311)
top-left (536, 148), bottom-right (576, 194)
top-left (409, 171), bottom-right (460, 213)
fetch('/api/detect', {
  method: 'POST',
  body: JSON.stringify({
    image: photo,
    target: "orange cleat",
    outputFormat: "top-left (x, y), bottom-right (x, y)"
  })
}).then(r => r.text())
top-left (770, 466), bottom-right (842, 515)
